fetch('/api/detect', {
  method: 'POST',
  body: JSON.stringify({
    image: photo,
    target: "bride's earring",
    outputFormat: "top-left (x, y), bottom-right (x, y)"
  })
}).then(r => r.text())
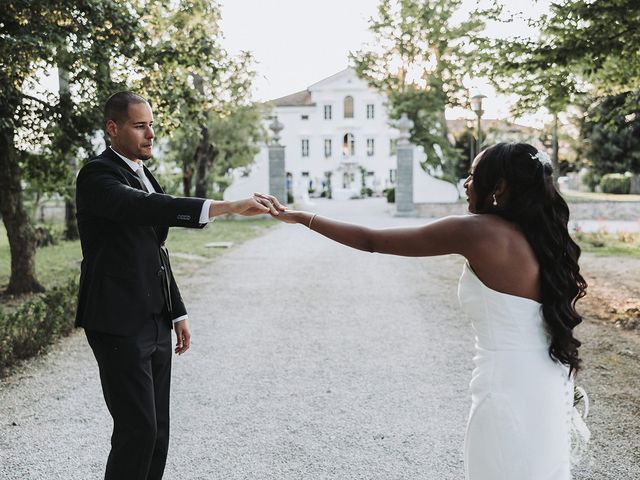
top-left (492, 193), bottom-right (498, 206)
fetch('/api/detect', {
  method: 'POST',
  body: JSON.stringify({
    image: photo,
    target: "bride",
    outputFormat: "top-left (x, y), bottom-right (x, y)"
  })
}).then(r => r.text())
top-left (263, 142), bottom-right (588, 479)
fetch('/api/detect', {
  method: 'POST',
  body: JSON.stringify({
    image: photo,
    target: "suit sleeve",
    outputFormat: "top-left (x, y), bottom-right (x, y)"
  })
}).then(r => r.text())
top-left (77, 160), bottom-right (206, 228)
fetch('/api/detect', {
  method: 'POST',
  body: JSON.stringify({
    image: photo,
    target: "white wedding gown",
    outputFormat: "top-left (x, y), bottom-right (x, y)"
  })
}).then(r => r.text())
top-left (458, 262), bottom-right (574, 480)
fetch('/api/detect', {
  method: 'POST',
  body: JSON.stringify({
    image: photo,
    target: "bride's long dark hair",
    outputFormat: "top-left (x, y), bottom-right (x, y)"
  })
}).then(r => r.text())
top-left (472, 142), bottom-right (586, 374)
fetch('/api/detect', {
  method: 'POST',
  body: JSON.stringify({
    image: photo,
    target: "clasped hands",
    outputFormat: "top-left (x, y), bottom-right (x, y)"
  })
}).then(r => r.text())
top-left (239, 192), bottom-right (286, 216)
top-left (209, 192), bottom-right (286, 217)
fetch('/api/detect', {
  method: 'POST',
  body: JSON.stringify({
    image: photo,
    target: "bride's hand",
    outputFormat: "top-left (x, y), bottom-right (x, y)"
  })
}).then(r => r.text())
top-left (271, 209), bottom-right (302, 224)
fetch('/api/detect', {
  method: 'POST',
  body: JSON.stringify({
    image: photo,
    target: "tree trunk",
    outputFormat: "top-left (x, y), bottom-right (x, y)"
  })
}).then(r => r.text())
top-left (194, 125), bottom-right (218, 199)
top-left (0, 128), bottom-right (44, 294)
top-left (182, 160), bottom-right (193, 197)
top-left (64, 200), bottom-right (78, 240)
top-left (58, 59), bottom-right (79, 240)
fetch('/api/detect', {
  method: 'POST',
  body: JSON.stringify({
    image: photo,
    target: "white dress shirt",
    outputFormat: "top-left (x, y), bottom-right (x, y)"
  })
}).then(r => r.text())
top-left (110, 146), bottom-right (212, 324)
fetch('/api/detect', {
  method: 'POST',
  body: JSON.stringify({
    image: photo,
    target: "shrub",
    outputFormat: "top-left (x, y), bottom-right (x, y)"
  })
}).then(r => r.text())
top-left (580, 170), bottom-right (601, 192)
top-left (384, 187), bottom-right (395, 203)
top-left (599, 173), bottom-right (631, 194)
top-left (0, 277), bottom-right (78, 376)
top-left (360, 187), bottom-right (374, 197)
top-left (34, 223), bottom-right (62, 248)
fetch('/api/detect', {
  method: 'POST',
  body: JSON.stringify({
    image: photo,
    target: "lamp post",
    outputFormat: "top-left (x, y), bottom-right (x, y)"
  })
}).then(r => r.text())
top-left (466, 118), bottom-right (475, 164)
top-left (470, 93), bottom-right (487, 156)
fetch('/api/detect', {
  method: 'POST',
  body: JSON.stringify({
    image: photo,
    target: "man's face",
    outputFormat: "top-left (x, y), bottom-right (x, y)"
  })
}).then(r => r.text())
top-left (106, 102), bottom-right (155, 161)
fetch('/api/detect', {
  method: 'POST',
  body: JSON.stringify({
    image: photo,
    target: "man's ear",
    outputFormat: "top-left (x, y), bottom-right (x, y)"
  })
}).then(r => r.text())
top-left (105, 119), bottom-right (118, 139)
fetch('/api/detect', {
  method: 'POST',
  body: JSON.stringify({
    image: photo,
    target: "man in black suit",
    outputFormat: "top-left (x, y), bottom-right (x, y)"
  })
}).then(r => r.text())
top-left (75, 91), bottom-right (283, 480)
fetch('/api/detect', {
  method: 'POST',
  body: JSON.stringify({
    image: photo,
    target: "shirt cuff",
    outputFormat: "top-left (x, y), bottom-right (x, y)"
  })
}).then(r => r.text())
top-left (199, 199), bottom-right (214, 224)
top-left (172, 314), bottom-right (188, 324)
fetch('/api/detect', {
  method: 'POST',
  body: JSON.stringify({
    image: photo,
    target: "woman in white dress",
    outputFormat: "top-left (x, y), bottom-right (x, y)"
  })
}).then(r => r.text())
top-left (265, 142), bottom-right (587, 479)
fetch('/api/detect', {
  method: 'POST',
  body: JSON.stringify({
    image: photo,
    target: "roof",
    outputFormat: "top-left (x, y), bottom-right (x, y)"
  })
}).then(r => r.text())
top-left (307, 68), bottom-right (352, 89)
top-left (270, 90), bottom-right (315, 107)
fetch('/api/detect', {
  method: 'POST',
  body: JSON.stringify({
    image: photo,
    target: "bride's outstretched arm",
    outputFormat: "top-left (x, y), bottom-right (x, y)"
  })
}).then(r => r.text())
top-left (269, 206), bottom-right (478, 258)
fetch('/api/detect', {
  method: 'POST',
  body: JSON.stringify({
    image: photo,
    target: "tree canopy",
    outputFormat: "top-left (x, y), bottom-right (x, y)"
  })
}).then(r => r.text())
top-left (351, 0), bottom-right (485, 177)
top-left (0, 0), bottom-right (263, 293)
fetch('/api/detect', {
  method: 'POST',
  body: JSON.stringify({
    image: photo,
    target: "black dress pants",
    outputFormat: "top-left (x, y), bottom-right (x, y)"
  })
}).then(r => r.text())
top-left (86, 313), bottom-right (172, 480)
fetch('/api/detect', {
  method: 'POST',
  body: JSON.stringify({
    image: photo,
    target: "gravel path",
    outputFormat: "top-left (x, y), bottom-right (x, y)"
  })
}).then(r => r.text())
top-left (1, 198), bottom-right (638, 479)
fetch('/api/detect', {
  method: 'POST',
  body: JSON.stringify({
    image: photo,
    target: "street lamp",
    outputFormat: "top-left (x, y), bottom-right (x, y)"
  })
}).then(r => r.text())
top-left (470, 93), bottom-right (487, 156)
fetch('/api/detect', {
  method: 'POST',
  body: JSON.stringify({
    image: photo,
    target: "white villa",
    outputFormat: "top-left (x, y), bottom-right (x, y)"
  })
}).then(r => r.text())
top-left (225, 68), bottom-right (466, 203)
top-left (264, 68), bottom-right (400, 198)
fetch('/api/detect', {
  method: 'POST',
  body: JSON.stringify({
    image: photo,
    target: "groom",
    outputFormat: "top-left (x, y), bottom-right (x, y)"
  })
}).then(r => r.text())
top-left (75, 91), bottom-right (283, 480)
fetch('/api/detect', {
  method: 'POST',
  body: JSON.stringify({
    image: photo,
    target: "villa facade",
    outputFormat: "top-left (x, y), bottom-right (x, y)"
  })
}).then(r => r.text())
top-left (264, 68), bottom-right (399, 197)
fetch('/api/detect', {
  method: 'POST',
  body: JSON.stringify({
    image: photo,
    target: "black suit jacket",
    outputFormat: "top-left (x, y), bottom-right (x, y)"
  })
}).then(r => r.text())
top-left (75, 148), bottom-right (206, 336)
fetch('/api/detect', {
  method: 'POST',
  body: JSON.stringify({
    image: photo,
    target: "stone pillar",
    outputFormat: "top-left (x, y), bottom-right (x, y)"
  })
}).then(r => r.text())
top-left (395, 113), bottom-right (416, 217)
top-left (268, 116), bottom-right (287, 204)
top-left (630, 174), bottom-right (640, 195)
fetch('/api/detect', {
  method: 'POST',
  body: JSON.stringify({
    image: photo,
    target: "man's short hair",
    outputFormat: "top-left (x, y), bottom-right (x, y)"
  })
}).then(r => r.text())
top-left (104, 91), bottom-right (149, 130)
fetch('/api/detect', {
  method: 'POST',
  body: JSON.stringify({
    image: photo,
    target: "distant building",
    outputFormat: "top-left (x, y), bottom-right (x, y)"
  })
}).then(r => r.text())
top-left (263, 68), bottom-right (399, 198)
top-left (254, 68), bottom-right (542, 199)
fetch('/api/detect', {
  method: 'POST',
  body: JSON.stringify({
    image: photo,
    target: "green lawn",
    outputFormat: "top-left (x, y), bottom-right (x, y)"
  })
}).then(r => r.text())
top-left (573, 230), bottom-right (640, 258)
top-left (0, 218), bottom-right (276, 292)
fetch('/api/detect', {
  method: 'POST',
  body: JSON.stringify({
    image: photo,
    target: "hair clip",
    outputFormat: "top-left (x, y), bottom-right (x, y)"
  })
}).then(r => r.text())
top-left (530, 150), bottom-right (552, 166)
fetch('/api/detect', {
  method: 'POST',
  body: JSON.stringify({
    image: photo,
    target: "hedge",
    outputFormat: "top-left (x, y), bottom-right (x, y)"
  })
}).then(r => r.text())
top-left (0, 277), bottom-right (78, 376)
top-left (599, 173), bottom-right (631, 194)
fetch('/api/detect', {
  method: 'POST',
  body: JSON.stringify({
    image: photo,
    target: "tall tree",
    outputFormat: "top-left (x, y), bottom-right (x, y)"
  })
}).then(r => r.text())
top-left (165, 103), bottom-right (266, 199)
top-left (581, 92), bottom-right (640, 176)
top-left (351, 0), bottom-right (485, 178)
top-left (0, 0), bottom-right (140, 293)
top-left (51, 6), bottom-right (140, 239)
top-left (530, 0), bottom-right (640, 96)
top-left (132, 0), bottom-right (259, 198)
top-left (1, 0), bottom-right (73, 293)
top-left (479, 0), bottom-right (640, 174)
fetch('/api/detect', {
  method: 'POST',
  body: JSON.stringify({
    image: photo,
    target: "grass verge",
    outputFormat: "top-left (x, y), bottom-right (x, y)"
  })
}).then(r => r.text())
top-left (573, 229), bottom-right (640, 258)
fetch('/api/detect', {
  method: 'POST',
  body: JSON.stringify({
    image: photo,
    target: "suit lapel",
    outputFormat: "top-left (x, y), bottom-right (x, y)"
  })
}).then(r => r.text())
top-left (143, 166), bottom-right (164, 194)
top-left (103, 148), bottom-right (147, 192)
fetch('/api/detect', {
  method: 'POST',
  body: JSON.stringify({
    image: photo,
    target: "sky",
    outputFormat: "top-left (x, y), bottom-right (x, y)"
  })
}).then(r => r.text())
top-left (219, 0), bottom-right (553, 126)
top-left (36, 0), bottom-right (552, 127)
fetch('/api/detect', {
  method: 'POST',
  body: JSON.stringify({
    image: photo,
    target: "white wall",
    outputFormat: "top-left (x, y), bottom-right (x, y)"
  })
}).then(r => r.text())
top-left (267, 69), bottom-right (399, 197)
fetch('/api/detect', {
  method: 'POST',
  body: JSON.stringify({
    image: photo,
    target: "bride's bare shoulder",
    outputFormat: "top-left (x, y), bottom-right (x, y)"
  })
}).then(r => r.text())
top-left (445, 213), bottom-right (513, 235)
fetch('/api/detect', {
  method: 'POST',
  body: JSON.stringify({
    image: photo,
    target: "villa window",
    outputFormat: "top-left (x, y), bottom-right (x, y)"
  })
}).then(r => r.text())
top-left (367, 138), bottom-right (375, 156)
top-left (324, 139), bottom-right (332, 158)
top-left (390, 169), bottom-right (397, 183)
top-left (344, 96), bottom-right (354, 118)
top-left (366, 104), bottom-right (375, 119)
top-left (302, 139), bottom-right (309, 157)
top-left (324, 105), bottom-right (332, 120)
top-left (389, 138), bottom-right (398, 155)
top-left (301, 114), bottom-right (309, 120)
